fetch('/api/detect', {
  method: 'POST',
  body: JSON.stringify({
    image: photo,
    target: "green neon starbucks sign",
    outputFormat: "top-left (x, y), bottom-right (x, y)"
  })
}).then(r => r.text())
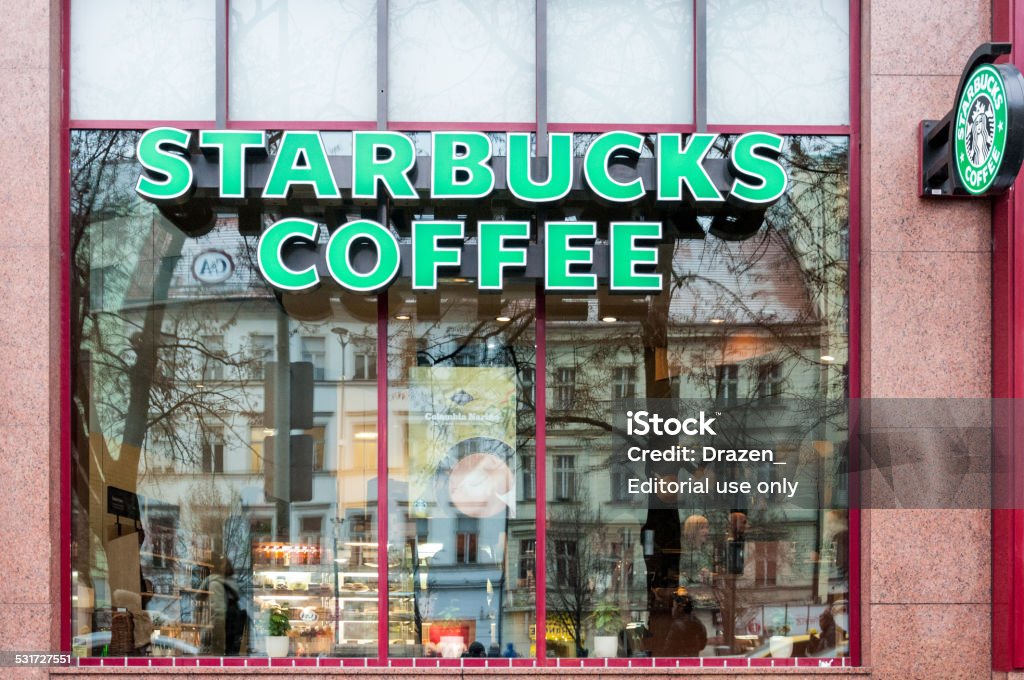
top-left (136, 128), bottom-right (791, 294)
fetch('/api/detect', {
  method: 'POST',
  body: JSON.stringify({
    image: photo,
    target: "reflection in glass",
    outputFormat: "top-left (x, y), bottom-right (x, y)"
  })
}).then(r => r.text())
top-left (547, 0), bottom-right (694, 125)
top-left (229, 0), bottom-right (378, 122)
top-left (707, 0), bottom-right (850, 125)
top-left (70, 131), bottom-right (379, 658)
top-left (388, 0), bottom-right (536, 123)
top-left (69, 130), bottom-right (850, 660)
top-left (71, 0), bottom-right (216, 121)
top-left (545, 136), bottom-right (850, 658)
top-left (387, 282), bottom-right (537, 658)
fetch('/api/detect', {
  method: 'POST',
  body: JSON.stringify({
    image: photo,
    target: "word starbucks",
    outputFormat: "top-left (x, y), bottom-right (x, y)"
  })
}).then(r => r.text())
top-left (135, 128), bottom-right (789, 293)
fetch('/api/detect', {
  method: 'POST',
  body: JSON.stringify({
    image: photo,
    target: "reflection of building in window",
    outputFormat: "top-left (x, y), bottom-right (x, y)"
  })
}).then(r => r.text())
top-left (307, 425), bottom-right (326, 471)
top-left (148, 514), bottom-right (177, 568)
top-left (553, 539), bottom-right (577, 582)
top-left (753, 542), bottom-right (778, 586)
top-left (201, 426), bottom-right (224, 473)
top-left (610, 462), bottom-right (631, 502)
top-left (520, 455), bottom-right (535, 501)
top-left (609, 530), bottom-right (635, 592)
top-left (716, 364), bottom-right (739, 405)
top-left (201, 334), bottom-right (225, 381)
top-left (249, 516), bottom-right (273, 543)
top-left (757, 362), bottom-right (784, 400)
top-left (353, 347), bottom-right (376, 380)
top-left (249, 333), bottom-right (274, 380)
top-left (519, 366), bottom-right (536, 401)
top-left (554, 455), bottom-right (576, 500)
top-left (301, 336), bottom-right (326, 380)
top-left (553, 367), bottom-right (576, 409)
top-left (299, 515), bottom-right (323, 544)
top-left (147, 425), bottom-right (174, 473)
top-left (611, 366), bottom-right (637, 399)
top-left (249, 427), bottom-right (266, 473)
top-left (456, 518), bottom-right (479, 564)
top-left (518, 538), bottom-right (536, 585)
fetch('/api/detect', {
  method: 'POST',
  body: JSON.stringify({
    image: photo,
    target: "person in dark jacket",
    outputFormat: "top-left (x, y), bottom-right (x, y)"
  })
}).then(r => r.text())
top-left (664, 588), bottom-right (707, 656)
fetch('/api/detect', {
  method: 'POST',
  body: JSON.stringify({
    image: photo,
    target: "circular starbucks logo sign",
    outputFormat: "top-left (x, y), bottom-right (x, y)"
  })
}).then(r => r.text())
top-left (955, 64), bottom-right (1009, 194)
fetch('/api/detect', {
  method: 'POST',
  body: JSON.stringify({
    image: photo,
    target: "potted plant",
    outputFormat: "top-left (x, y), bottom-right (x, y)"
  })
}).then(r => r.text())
top-left (591, 602), bottom-right (621, 658)
top-left (265, 604), bottom-right (291, 657)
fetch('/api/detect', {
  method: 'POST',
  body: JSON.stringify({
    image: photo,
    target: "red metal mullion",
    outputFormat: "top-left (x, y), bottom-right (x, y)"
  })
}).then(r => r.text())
top-left (534, 286), bottom-right (548, 664)
top-left (846, 0), bottom-right (862, 667)
top-left (377, 294), bottom-right (389, 663)
top-left (60, 0), bottom-right (72, 655)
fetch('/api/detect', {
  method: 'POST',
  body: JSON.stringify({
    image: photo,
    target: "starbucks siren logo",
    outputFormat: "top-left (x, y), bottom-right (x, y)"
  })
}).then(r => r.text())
top-left (955, 64), bottom-right (1008, 194)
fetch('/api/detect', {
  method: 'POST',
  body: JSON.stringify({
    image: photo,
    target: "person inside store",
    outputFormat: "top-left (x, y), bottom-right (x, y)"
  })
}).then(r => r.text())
top-left (664, 587), bottom-right (707, 656)
top-left (807, 604), bottom-right (838, 654)
top-left (201, 553), bottom-right (247, 655)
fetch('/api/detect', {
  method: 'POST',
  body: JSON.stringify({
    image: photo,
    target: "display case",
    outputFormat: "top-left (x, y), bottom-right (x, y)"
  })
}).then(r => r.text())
top-left (251, 540), bottom-right (415, 656)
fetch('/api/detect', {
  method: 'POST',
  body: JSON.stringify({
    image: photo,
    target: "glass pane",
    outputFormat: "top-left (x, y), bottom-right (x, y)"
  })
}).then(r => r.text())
top-left (70, 0), bottom-right (216, 121)
top-left (707, 0), bottom-right (850, 125)
top-left (387, 281), bottom-right (537, 658)
top-left (544, 136), bottom-right (850, 659)
top-left (547, 0), bottom-right (694, 125)
top-left (388, 0), bottom-right (536, 123)
top-left (229, 0), bottom-right (378, 122)
top-left (69, 130), bottom-right (380, 658)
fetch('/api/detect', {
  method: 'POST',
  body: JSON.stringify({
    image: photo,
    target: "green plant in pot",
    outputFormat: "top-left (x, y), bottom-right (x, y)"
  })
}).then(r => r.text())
top-left (265, 604), bottom-right (291, 657)
top-left (591, 602), bottom-right (622, 658)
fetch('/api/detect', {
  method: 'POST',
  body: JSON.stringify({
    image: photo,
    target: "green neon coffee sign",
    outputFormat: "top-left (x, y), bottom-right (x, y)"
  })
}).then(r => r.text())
top-left (136, 128), bottom-right (789, 294)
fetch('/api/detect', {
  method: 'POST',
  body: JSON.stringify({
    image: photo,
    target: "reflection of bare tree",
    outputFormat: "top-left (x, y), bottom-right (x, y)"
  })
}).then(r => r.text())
top-left (70, 131), bottom-right (271, 591)
top-left (547, 485), bottom-right (609, 658)
top-left (545, 136), bottom-right (851, 654)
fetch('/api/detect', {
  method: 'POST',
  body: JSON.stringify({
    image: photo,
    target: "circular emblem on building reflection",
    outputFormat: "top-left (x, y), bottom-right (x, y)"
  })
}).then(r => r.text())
top-left (192, 249), bottom-right (234, 284)
top-left (955, 64), bottom-right (1009, 194)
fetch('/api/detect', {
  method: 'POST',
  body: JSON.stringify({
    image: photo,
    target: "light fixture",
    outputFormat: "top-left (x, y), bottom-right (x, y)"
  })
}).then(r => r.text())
top-left (394, 314), bottom-right (411, 321)
top-left (710, 318), bottom-right (725, 325)
top-left (354, 431), bottom-right (377, 440)
top-left (821, 355), bottom-right (835, 363)
top-left (601, 316), bottom-right (618, 323)
top-left (495, 315), bottom-right (511, 322)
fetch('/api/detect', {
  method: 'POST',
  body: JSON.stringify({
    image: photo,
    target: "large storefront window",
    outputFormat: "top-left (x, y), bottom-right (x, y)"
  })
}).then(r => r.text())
top-left (386, 282), bottom-right (537, 657)
top-left (70, 131), bottom-right (848, 660)
top-left (544, 136), bottom-right (850, 659)
top-left (70, 130), bottom-right (382, 657)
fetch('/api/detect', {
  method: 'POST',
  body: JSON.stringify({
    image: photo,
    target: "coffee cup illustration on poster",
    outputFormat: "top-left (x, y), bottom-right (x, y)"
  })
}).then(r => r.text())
top-left (409, 367), bottom-right (517, 521)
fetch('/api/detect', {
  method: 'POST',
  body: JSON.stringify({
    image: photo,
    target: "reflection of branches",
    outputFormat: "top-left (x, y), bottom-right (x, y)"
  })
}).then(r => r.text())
top-left (547, 484), bottom-right (609, 657)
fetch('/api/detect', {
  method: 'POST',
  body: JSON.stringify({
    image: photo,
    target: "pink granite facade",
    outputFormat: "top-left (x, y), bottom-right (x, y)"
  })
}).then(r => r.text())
top-left (0, 0), bottom-right (1011, 677)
